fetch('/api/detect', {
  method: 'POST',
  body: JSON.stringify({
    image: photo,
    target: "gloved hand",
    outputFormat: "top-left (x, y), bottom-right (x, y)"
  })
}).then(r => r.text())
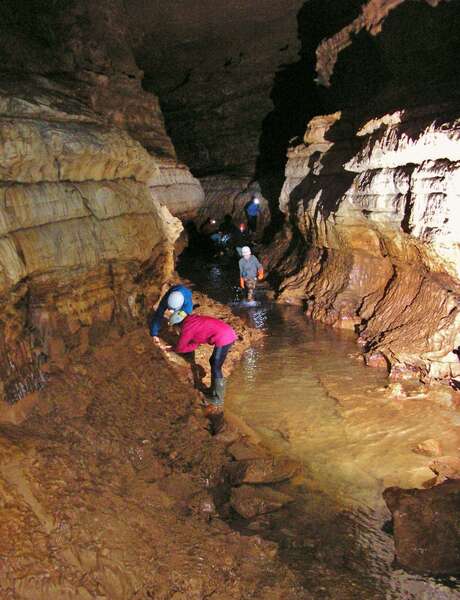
top-left (257, 267), bottom-right (264, 281)
top-left (240, 276), bottom-right (245, 288)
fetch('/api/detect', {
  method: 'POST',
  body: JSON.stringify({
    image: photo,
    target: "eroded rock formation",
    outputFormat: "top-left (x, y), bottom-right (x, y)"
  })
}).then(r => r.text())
top-left (271, 105), bottom-right (460, 384)
top-left (260, 0), bottom-right (460, 385)
top-left (0, 76), bottom-right (178, 407)
top-left (0, 0), bottom-right (203, 408)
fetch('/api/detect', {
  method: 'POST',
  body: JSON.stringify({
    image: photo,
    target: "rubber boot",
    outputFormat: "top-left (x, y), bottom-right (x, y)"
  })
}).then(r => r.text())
top-left (204, 373), bottom-right (215, 399)
top-left (213, 378), bottom-right (226, 406)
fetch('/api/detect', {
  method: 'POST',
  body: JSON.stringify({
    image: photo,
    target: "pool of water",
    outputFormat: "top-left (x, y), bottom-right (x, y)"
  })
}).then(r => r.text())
top-left (179, 252), bottom-right (460, 599)
top-left (228, 302), bottom-right (460, 508)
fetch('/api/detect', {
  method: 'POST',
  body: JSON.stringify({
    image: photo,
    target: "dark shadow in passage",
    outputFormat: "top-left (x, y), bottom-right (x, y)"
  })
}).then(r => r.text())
top-left (256, 0), bottom-right (366, 241)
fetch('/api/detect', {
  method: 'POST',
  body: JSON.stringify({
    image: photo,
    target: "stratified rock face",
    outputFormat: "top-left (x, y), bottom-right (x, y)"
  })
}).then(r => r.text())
top-left (273, 105), bottom-right (460, 383)
top-left (383, 481), bottom-right (460, 576)
top-left (0, 79), bottom-right (183, 406)
top-left (150, 161), bottom-right (204, 219)
top-left (0, 0), bottom-right (201, 407)
top-left (0, 0), bottom-right (204, 221)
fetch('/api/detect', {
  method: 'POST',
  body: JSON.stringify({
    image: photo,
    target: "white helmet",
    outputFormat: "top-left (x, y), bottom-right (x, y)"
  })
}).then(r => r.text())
top-left (241, 246), bottom-right (251, 257)
top-left (167, 290), bottom-right (184, 310)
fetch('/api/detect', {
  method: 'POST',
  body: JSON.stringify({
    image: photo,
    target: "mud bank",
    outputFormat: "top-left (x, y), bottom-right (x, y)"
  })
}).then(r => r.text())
top-left (0, 292), bottom-right (316, 600)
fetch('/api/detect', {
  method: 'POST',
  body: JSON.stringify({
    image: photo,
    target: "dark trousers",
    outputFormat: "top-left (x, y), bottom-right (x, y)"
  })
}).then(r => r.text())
top-left (210, 343), bottom-right (233, 379)
top-left (247, 215), bottom-right (258, 233)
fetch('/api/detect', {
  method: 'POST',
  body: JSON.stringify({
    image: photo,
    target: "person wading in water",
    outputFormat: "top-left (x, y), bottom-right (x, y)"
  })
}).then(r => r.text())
top-left (238, 246), bottom-right (264, 302)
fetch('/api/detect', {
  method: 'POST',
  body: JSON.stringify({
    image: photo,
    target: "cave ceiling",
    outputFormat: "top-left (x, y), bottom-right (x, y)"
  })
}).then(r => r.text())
top-left (127, 0), bottom-right (308, 176)
top-left (0, 0), bottom-right (458, 178)
top-left (127, 0), bottom-right (459, 178)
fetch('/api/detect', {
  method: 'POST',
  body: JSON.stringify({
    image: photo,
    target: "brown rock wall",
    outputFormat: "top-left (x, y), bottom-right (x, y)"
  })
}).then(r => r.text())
top-left (272, 105), bottom-right (460, 383)
top-left (0, 118), bottom-right (157, 184)
top-left (0, 82), bottom-right (179, 406)
top-left (149, 160), bottom-right (205, 218)
top-left (0, 0), bottom-right (206, 407)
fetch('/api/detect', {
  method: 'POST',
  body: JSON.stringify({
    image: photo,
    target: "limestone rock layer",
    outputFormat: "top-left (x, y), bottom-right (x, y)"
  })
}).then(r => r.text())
top-left (272, 104), bottom-right (460, 384)
top-left (0, 0), bottom-right (207, 408)
top-left (0, 79), bottom-right (182, 406)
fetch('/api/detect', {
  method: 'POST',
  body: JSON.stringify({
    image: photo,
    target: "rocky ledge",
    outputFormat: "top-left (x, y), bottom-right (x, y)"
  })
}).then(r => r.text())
top-left (268, 103), bottom-right (460, 385)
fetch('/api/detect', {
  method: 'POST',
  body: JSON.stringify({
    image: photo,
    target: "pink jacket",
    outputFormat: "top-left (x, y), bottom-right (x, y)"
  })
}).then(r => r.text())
top-left (175, 314), bottom-right (237, 353)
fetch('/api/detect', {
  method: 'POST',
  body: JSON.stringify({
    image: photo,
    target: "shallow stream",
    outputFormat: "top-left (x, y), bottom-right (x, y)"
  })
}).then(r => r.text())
top-left (179, 251), bottom-right (460, 599)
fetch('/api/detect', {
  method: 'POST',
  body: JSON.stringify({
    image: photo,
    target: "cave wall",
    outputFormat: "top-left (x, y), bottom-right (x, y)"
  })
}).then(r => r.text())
top-left (128, 0), bottom-right (305, 176)
top-left (272, 103), bottom-right (460, 383)
top-left (0, 0), bottom-right (204, 218)
top-left (0, 0), bottom-right (459, 400)
top-left (266, 0), bottom-right (460, 384)
top-left (0, 0), bottom-right (202, 408)
top-left (128, 0), bottom-right (312, 222)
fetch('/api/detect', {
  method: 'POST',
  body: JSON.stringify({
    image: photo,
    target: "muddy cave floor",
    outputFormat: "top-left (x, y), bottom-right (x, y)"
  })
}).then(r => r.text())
top-left (1, 251), bottom-right (459, 599)
top-left (0, 286), bottom-right (387, 600)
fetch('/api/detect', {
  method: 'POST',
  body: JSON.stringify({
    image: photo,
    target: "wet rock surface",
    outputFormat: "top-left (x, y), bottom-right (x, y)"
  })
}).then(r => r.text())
top-left (270, 104), bottom-right (460, 384)
top-left (230, 485), bottom-right (294, 519)
top-left (229, 457), bottom-right (301, 486)
top-left (227, 440), bottom-right (270, 461)
top-left (384, 480), bottom-right (460, 576)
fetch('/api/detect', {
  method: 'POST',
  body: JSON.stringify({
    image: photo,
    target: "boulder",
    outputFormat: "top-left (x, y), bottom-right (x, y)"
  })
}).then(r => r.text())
top-left (230, 485), bottom-right (294, 519)
top-left (383, 480), bottom-right (460, 575)
top-left (229, 457), bottom-right (300, 485)
top-left (227, 441), bottom-right (270, 462)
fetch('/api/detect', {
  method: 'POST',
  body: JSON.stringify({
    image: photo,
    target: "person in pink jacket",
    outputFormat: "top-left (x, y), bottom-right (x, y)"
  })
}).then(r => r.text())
top-left (168, 311), bottom-right (237, 407)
